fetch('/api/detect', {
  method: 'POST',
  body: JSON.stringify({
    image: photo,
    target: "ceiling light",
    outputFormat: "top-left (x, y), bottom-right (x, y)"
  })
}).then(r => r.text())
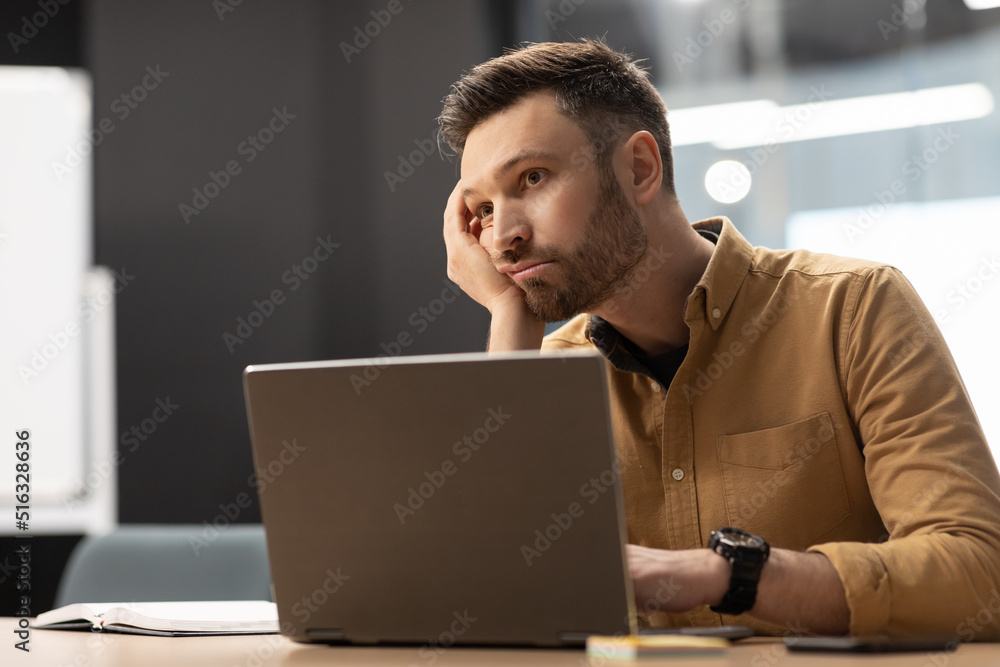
top-left (964, 0), bottom-right (1000, 9)
top-left (670, 83), bottom-right (994, 149)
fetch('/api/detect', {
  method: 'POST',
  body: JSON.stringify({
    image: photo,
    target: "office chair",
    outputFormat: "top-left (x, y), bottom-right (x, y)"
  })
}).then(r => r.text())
top-left (55, 524), bottom-right (272, 606)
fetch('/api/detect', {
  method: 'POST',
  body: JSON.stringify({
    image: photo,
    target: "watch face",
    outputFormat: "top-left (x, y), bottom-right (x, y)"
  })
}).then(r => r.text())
top-left (720, 528), bottom-right (764, 548)
top-left (730, 532), bottom-right (761, 547)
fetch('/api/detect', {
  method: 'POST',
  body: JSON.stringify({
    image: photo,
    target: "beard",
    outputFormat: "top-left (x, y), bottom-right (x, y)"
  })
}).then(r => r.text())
top-left (498, 168), bottom-right (649, 323)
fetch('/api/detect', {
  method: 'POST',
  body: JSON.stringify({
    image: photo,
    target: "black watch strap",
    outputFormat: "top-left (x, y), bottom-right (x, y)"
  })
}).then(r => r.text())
top-left (709, 528), bottom-right (769, 615)
top-left (711, 576), bottom-right (761, 615)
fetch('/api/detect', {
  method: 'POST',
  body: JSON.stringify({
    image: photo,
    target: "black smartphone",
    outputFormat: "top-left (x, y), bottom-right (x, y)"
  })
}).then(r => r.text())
top-left (785, 636), bottom-right (960, 653)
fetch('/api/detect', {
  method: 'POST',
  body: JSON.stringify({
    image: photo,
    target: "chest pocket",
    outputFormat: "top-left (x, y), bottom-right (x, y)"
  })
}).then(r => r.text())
top-left (716, 412), bottom-right (850, 547)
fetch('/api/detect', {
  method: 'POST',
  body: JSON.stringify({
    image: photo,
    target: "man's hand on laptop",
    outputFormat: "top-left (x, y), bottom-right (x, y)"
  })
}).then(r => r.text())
top-left (627, 544), bottom-right (729, 614)
top-left (627, 543), bottom-right (851, 635)
top-left (443, 180), bottom-right (545, 351)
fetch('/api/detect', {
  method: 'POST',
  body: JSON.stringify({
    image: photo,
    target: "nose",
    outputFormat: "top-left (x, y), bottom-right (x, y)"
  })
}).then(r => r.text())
top-left (490, 203), bottom-right (532, 252)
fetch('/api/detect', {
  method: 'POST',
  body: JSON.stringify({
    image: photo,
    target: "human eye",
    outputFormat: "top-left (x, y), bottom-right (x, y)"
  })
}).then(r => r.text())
top-left (523, 170), bottom-right (546, 187)
top-left (476, 203), bottom-right (494, 220)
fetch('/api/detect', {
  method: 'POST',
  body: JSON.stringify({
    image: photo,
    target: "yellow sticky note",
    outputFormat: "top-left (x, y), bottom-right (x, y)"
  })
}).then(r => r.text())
top-left (586, 634), bottom-right (729, 659)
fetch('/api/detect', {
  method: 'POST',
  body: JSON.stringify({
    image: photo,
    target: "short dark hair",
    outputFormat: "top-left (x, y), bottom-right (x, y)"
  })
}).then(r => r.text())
top-left (438, 38), bottom-right (674, 195)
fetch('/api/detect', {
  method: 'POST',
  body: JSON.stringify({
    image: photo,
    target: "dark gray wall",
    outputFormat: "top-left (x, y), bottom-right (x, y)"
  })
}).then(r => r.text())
top-left (89, 0), bottom-right (494, 523)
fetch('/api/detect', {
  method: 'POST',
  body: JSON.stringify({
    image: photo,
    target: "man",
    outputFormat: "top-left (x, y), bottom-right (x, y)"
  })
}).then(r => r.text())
top-left (439, 39), bottom-right (1000, 638)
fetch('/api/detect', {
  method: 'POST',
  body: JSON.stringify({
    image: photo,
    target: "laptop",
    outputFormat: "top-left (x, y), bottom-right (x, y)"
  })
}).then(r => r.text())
top-left (243, 350), bottom-right (637, 646)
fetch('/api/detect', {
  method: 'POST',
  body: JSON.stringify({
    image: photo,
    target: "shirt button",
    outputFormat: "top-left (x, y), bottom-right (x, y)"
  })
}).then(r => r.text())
top-left (711, 307), bottom-right (722, 319)
top-left (671, 468), bottom-right (685, 481)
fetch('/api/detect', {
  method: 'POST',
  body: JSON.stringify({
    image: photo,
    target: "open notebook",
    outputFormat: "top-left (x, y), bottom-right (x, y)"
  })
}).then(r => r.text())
top-left (33, 600), bottom-right (279, 636)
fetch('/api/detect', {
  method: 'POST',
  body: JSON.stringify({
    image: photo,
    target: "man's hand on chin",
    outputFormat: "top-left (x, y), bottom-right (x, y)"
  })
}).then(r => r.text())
top-left (442, 180), bottom-right (545, 351)
top-left (443, 181), bottom-right (514, 310)
top-left (626, 544), bottom-right (729, 614)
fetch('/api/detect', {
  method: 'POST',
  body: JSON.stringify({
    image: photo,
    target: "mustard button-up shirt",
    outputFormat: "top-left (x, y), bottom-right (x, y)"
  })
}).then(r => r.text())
top-left (541, 217), bottom-right (1000, 637)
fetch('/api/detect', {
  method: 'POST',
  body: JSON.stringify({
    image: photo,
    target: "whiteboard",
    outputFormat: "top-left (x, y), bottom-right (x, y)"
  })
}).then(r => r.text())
top-left (0, 66), bottom-right (110, 533)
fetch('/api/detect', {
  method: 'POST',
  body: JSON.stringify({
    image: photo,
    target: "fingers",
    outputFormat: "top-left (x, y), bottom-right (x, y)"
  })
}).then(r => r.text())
top-left (469, 216), bottom-right (483, 243)
top-left (443, 179), bottom-right (521, 314)
top-left (444, 180), bottom-right (473, 241)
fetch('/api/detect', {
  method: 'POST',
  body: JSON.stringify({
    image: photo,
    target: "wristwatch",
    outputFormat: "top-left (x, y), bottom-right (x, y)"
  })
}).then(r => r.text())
top-left (708, 527), bottom-right (770, 615)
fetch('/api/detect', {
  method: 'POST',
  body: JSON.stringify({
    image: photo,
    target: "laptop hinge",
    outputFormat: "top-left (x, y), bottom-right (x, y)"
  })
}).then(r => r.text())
top-left (557, 631), bottom-right (596, 645)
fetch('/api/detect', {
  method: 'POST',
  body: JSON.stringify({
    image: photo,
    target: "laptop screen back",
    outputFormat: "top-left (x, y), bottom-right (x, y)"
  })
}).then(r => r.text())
top-left (243, 351), bottom-right (635, 646)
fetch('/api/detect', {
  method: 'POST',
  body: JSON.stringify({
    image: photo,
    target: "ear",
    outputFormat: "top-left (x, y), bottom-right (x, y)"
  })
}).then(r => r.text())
top-left (621, 131), bottom-right (662, 206)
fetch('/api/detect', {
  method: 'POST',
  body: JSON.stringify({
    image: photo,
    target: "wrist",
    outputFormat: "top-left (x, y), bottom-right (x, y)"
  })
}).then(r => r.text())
top-left (489, 291), bottom-right (535, 319)
top-left (487, 298), bottom-right (545, 352)
top-left (704, 548), bottom-right (731, 608)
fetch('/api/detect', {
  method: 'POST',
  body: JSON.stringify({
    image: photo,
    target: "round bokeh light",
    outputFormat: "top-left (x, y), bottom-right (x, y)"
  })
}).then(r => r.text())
top-left (704, 160), bottom-right (752, 204)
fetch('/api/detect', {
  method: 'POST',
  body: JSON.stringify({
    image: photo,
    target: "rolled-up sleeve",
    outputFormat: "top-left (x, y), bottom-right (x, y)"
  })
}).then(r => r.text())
top-left (809, 266), bottom-right (1000, 639)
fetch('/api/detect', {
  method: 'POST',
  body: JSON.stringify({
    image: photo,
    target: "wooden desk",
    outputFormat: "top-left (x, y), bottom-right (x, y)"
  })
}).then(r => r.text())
top-left (5, 619), bottom-right (999, 666)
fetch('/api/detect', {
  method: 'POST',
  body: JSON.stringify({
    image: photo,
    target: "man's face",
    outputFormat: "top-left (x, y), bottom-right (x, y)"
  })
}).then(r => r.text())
top-left (461, 92), bottom-right (648, 322)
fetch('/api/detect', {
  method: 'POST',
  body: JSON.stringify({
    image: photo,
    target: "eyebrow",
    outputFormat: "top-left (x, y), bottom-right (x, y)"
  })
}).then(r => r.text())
top-left (462, 149), bottom-right (560, 200)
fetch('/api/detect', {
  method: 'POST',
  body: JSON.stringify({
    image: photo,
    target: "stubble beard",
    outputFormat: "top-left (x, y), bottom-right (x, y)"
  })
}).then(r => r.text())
top-left (518, 169), bottom-right (649, 323)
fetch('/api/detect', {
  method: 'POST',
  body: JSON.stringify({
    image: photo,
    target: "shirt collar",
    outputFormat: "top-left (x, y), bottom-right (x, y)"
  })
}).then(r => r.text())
top-left (686, 216), bottom-right (754, 331)
top-left (585, 216), bottom-right (754, 374)
top-left (585, 316), bottom-right (650, 377)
